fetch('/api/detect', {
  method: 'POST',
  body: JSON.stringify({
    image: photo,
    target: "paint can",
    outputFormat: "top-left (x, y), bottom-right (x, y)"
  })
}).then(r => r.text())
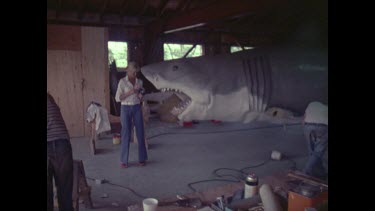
top-left (113, 133), bottom-right (121, 145)
top-left (244, 173), bottom-right (258, 198)
top-left (271, 150), bottom-right (282, 160)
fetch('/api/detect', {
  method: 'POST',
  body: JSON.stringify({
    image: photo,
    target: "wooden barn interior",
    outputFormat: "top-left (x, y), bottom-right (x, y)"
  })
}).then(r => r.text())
top-left (47, 0), bottom-right (328, 211)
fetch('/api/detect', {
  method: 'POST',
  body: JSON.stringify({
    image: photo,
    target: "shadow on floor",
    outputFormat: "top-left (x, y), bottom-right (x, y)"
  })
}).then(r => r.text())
top-left (95, 148), bottom-right (114, 155)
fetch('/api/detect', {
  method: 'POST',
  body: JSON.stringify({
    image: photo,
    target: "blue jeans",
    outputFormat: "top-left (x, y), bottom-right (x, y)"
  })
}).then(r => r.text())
top-left (303, 123), bottom-right (328, 180)
top-left (47, 139), bottom-right (73, 211)
top-left (120, 104), bottom-right (148, 164)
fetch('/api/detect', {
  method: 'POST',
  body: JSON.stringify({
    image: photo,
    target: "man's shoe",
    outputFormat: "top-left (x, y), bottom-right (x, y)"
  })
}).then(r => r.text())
top-left (121, 163), bottom-right (128, 168)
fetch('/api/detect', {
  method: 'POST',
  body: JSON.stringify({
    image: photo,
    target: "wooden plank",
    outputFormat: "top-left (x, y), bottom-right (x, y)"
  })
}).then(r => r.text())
top-left (151, 0), bottom-right (286, 34)
top-left (287, 171), bottom-right (328, 188)
top-left (81, 26), bottom-right (110, 136)
top-left (47, 50), bottom-right (85, 137)
top-left (47, 24), bottom-right (82, 51)
top-left (103, 29), bottom-right (110, 114)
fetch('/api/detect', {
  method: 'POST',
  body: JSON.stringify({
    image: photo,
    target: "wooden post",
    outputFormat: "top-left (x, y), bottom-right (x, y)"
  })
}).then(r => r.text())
top-left (90, 120), bottom-right (97, 155)
top-left (73, 160), bottom-right (93, 211)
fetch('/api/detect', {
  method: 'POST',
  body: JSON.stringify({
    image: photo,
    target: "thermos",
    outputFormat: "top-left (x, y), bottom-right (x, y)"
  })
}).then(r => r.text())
top-left (244, 173), bottom-right (258, 198)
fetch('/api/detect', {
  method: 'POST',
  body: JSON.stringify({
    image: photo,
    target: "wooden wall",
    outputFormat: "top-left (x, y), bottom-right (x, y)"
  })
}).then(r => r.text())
top-left (47, 24), bottom-right (109, 138)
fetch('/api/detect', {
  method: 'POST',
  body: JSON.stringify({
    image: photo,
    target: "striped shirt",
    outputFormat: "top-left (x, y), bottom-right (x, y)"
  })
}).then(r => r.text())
top-left (47, 93), bottom-right (70, 142)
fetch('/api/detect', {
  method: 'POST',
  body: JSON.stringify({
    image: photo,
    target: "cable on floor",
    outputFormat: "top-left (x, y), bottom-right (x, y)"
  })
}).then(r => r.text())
top-left (240, 159), bottom-right (272, 174)
top-left (187, 155), bottom-right (299, 193)
top-left (86, 176), bottom-right (147, 199)
top-left (187, 159), bottom-right (270, 192)
top-left (187, 179), bottom-right (240, 192)
top-left (212, 168), bottom-right (247, 181)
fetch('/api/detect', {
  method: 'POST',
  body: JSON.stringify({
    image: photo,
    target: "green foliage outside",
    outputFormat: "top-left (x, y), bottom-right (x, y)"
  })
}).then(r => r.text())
top-left (164, 43), bottom-right (203, 61)
top-left (108, 41), bottom-right (128, 68)
top-left (230, 46), bottom-right (254, 53)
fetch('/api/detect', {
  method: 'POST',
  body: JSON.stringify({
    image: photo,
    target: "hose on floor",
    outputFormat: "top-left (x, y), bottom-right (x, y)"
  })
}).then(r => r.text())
top-left (187, 159), bottom-right (271, 192)
top-left (187, 156), bottom-right (299, 192)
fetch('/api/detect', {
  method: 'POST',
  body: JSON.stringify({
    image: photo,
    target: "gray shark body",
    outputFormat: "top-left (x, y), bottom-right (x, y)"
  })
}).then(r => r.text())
top-left (141, 47), bottom-right (327, 123)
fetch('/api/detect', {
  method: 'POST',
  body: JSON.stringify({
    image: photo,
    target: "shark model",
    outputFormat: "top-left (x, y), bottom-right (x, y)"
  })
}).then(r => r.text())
top-left (141, 47), bottom-right (327, 123)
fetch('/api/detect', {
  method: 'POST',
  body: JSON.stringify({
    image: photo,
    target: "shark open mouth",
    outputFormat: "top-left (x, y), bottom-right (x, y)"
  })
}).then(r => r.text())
top-left (159, 88), bottom-right (192, 116)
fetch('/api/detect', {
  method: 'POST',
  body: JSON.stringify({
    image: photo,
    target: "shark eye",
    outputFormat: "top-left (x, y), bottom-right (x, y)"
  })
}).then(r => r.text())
top-left (172, 65), bottom-right (179, 71)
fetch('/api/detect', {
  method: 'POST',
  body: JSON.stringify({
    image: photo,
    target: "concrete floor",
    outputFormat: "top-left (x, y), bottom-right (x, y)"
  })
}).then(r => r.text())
top-left (70, 119), bottom-right (309, 211)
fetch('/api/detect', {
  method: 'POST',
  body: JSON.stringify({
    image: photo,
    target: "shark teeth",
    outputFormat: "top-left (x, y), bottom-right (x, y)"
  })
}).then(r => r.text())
top-left (160, 87), bottom-right (181, 93)
top-left (171, 99), bottom-right (192, 116)
top-left (160, 87), bottom-right (192, 115)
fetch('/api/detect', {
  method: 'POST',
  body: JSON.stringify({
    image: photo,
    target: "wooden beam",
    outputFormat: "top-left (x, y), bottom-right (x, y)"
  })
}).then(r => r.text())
top-left (287, 170), bottom-right (328, 188)
top-left (143, 20), bottom-right (164, 64)
top-left (56, 0), bottom-right (63, 18)
top-left (179, 0), bottom-right (192, 12)
top-left (48, 10), bottom-right (149, 27)
top-left (158, 0), bottom-right (170, 17)
top-left (100, 0), bottom-right (111, 21)
top-left (155, 0), bottom-right (286, 34)
top-left (78, 0), bottom-right (88, 20)
top-left (120, 0), bottom-right (130, 18)
top-left (138, 0), bottom-right (149, 17)
top-left (182, 44), bottom-right (197, 58)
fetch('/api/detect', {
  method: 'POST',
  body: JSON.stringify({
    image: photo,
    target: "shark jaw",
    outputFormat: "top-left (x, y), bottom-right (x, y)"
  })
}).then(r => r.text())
top-left (159, 87), bottom-right (192, 117)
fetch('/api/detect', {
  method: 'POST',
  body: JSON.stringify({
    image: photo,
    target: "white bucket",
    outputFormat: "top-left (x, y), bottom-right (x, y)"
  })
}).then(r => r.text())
top-left (271, 150), bottom-right (282, 160)
top-left (143, 198), bottom-right (158, 211)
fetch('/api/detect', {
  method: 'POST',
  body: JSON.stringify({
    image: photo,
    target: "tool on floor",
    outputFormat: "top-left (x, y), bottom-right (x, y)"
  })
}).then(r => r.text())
top-left (158, 197), bottom-right (202, 208)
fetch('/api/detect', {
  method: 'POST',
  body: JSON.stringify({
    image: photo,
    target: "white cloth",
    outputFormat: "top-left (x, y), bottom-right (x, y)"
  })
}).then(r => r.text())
top-left (115, 76), bottom-right (143, 105)
top-left (304, 101), bottom-right (328, 125)
top-left (86, 103), bottom-right (111, 134)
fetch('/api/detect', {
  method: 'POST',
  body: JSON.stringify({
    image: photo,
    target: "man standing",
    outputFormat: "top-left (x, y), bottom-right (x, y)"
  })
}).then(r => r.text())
top-left (303, 101), bottom-right (328, 180)
top-left (115, 61), bottom-right (148, 168)
top-left (47, 93), bottom-right (74, 211)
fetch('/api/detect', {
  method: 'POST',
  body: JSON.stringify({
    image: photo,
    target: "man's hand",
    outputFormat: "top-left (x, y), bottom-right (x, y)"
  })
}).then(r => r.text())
top-left (138, 93), bottom-right (143, 100)
top-left (120, 89), bottom-right (136, 100)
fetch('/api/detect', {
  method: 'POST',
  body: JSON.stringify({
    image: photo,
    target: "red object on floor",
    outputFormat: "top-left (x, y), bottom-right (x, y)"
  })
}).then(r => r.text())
top-left (121, 163), bottom-right (128, 168)
top-left (183, 121), bottom-right (193, 127)
top-left (211, 120), bottom-right (222, 124)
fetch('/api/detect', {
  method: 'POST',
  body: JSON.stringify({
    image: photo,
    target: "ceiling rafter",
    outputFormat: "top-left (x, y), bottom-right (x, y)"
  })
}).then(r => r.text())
top-left (157, 0), bottom-right (170, 18)
top-left (159, 0), bottom-right (287, 34)
top-left (138, 0), bottom-right (149, 17)
top-left (56, 0), bottom-right (63, 18)
top-left (100, 0), bottom-right (111, 21)
top-left (78, 0), bottom-right (89, 20)
top-left (119, 0), bottom-right (130, 22)
top-left (179, 0), bottom-right (192, 12)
